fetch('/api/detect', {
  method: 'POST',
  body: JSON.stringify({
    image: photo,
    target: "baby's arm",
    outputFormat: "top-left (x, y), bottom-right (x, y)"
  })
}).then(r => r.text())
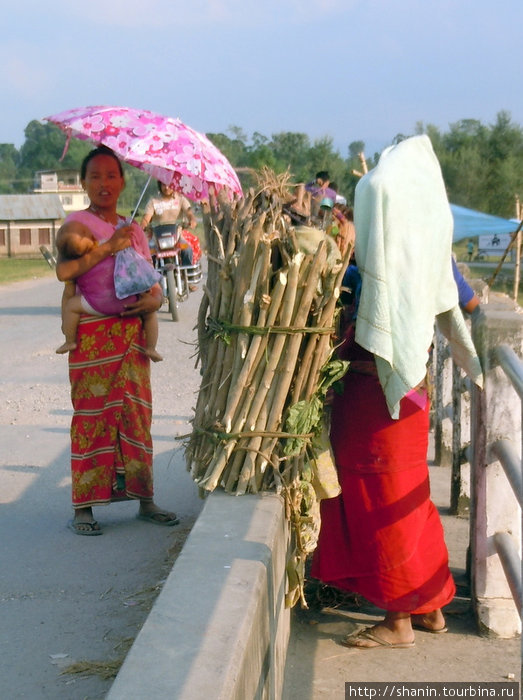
top-left (55, 221), bottom-right (132, 282)
top-left (62, 280), bottom-right (76, 301)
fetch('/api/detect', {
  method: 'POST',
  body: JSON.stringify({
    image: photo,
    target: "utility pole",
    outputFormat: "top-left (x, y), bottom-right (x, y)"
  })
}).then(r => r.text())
top-left (514, 194), bottom-right (522, 302)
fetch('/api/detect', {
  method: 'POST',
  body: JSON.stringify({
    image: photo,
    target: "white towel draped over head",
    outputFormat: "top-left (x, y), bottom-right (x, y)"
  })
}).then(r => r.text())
top-left (354, 134), bottom-right (483, 419)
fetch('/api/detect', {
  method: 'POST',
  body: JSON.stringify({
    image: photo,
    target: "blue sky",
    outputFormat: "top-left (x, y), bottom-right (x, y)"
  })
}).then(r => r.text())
top-left (1, 0), bottom-right (521, 158)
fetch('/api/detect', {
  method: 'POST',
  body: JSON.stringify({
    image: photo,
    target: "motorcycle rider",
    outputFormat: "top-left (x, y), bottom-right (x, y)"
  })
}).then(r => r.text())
top-left (140, 181), bottom-right (198, 291)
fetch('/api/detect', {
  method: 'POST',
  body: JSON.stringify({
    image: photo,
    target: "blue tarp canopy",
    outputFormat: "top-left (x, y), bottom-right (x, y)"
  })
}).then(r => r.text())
top-left (451, 204), bottom-right (519, 242)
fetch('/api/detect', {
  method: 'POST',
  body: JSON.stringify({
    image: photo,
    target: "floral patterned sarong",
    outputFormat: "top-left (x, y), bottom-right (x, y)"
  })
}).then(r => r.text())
top-left (69, 315), bottom-right (153, 508)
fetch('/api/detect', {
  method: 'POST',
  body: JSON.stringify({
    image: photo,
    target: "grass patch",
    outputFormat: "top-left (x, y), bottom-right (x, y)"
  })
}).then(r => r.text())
top-left (453, 246), bottom-right (523, 306)
top-left (454, 256), bottom-right (523, 306)
top-left (479, 266), bottom-right (523, 306)
top-left (0, 258), bottom-right (55, 285)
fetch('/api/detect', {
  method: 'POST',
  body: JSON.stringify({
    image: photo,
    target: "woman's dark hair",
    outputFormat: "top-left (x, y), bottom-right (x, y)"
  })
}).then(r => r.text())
top-left (80, 146), bottom-right (124, 179)
top-left (157, 180), bottom-right (174, 193)
top-left (335, 204), bottom-right (354, 221)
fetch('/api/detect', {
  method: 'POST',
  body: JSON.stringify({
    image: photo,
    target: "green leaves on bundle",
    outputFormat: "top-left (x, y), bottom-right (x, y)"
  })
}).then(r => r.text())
top-left (283, 357), bottom-right (349, 457)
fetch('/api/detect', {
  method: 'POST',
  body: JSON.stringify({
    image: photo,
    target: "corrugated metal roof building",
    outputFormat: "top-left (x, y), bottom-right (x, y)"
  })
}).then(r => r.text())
top-left (0, 194), bottom-right (65, 258)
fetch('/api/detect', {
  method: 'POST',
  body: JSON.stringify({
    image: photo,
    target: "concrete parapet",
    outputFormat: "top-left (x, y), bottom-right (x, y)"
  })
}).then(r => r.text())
top-left (471, 297), bottom-right (522, 637)
top-left (107, 491), bottom-right (291, 699)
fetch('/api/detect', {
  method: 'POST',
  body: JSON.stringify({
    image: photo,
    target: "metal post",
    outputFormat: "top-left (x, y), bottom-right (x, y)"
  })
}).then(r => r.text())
top-left (434, 332), bottom-right (445, 465)
top-left (513, 229), bottom-right (521, 302)
top-left (450, 362), bottom-right (462, 514)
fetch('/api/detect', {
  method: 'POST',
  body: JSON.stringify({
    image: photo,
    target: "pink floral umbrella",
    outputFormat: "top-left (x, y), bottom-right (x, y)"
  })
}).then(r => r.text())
top-left (44, 105), bottom-right (243, 204)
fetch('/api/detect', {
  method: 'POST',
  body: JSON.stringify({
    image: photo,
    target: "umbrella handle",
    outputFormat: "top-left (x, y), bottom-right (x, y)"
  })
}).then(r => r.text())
top-left (129, 173), bottom-right (153, 224)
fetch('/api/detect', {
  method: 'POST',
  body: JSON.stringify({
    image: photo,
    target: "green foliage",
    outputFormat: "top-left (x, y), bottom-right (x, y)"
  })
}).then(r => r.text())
top-left (2, 113), bottom-right (523, 215)
top-left (283, 357), bottom-right (349, 457)
top-left (421, 112), bottom-right (523, 218)
top-left (206, 130), bottom-right (249, 168)
top-left (118, 165), bottom-right (154, 216)
top-left (13, 122), bottom-right (93, 193)
top-left (0, 121), bottom-right (154, 208)
top-left (284, 396), bottom-right (323, 457)
top-left (19, 121), bottom-right (90, 172)
top-left (0, 144), bottom-right (20, 193)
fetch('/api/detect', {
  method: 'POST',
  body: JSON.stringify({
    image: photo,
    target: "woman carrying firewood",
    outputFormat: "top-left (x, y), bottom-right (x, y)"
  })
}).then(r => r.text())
top-left (311, 136), bottom-right (483, 648)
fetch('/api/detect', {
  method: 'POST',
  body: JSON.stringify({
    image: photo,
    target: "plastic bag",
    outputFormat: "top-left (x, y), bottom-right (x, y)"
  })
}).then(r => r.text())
top-left (113, 247), bottom-right (161, 300)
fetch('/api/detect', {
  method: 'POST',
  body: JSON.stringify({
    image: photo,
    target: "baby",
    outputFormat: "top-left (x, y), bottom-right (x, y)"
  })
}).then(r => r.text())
top-left (55, 226), bottom-right (163, 362)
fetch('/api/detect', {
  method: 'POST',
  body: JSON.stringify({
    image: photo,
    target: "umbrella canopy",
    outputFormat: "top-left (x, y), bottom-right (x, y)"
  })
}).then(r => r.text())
top-left (450, 203), bottom-right (519, 242)
top-left (44, 105), bottom-right (243, 203)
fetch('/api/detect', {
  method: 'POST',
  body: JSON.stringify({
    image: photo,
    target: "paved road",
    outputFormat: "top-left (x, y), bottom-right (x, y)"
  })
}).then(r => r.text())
top-left (0, 274), bottom-right (203, 699)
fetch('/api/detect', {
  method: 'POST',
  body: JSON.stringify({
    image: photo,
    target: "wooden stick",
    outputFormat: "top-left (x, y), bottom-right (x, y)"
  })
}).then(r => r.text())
top-left (221, 270), bottom-right (287, 432)
top-left (255, 243), bottom-right (328, 475)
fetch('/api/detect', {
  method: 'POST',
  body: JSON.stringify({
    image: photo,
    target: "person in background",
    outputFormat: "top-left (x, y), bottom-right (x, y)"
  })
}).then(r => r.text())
top-left (305, 170), bottom-right (337, 219)
top-left (140, 181), bottom-right (199, 291)
top-left (452, 257), bottom-right (481, 315)
top-left (329, 181), bottom-right (347, 206)
top-left (329, 203), bottom-right (355, 257)
top-left (55, 146), bottom-right (178, 535)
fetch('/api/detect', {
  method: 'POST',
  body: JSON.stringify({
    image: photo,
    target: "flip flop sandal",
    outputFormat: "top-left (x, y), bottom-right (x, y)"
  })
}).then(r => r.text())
top-left (412, 623), bottom-right (448, 634)
top-left (137, 511), bottom-right (180, 526)
top-left (68, 519), bottom-right (102, 536)
top-left (341, 628), bottom-right (415, 649)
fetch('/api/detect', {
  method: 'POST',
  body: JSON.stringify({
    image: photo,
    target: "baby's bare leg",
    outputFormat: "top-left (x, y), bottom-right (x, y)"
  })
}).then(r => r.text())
top-left (56, 295), bottom-right (85, 354)
top-left (61, 281), bottom-right (76, 334)
top-left (143, 311), bottom-right (163, 362)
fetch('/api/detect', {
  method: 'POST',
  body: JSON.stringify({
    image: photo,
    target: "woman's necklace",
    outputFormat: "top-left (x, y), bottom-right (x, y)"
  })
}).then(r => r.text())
top-left (88, 204), bottom-right (119, 227)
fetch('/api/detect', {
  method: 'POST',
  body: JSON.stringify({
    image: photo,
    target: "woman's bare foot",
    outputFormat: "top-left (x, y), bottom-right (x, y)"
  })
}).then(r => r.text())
top-left (69, 507), bottom-right (102, 535)
top-left (145, 348), bottom-right (163, 362)
top-left (411, 610), bottom-right (447, 633)
top-left (342, 611), bottom-right (415, 648)
top-left (138, 500), bottom-right (179, 525)
top-left (56, 341), bottom-right (77, 354)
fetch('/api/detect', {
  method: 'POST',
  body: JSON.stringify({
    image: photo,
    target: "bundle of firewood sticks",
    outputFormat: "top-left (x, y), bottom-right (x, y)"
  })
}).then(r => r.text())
top-left (184, 170), bottom-right (352, 606)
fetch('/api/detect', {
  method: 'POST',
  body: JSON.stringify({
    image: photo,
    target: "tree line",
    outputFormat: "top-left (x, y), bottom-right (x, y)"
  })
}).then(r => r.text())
top-left (0, 111), bottom-right (522, 218)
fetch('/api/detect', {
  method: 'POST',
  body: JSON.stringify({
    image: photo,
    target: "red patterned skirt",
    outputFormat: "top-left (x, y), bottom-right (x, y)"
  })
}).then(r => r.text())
top-left (69, 315), bottom-right (154, 508)
top-left (311, 367), bottom-right (455, 614)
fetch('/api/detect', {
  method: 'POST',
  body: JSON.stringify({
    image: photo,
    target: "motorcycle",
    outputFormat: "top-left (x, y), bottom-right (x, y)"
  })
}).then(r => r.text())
top-left (150, 224), bottom-right (203, 322)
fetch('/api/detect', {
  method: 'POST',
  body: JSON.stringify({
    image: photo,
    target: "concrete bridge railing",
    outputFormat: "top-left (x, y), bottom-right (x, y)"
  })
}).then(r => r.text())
top-left (433, 290), bottom-right (522, 638)
top-left (107, 492), bottom-right (290, 700)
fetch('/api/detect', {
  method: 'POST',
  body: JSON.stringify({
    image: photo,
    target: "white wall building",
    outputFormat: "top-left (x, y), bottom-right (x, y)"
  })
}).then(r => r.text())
top-left (33, 169), bottom-right (89, 214)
